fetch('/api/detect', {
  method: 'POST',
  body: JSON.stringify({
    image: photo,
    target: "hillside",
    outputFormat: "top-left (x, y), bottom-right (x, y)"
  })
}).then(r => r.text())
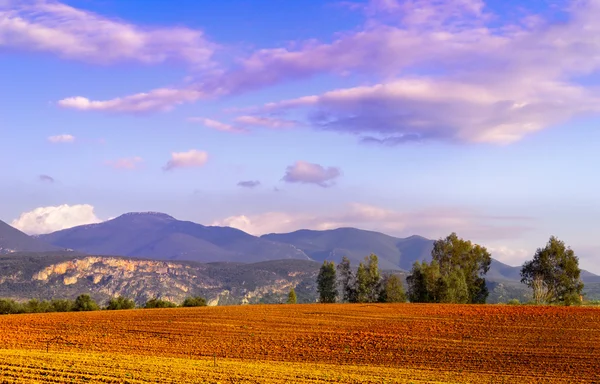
top-left (0, 251), bottom-right (599, 305)
top-left (0, 251), bottom-right (319, 305)
top-left (38, 212), bottom-right (310, 263)
top-left (0, 220), bottom-right (62, 254)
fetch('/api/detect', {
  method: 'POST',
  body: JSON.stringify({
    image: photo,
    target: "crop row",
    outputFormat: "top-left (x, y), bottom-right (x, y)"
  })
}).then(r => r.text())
top-left (0, 304), bottom-right (598, 382)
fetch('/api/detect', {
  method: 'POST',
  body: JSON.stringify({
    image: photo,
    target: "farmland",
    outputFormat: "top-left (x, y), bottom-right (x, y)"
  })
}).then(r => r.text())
top-left (0, 304), bottom-right (598, 383)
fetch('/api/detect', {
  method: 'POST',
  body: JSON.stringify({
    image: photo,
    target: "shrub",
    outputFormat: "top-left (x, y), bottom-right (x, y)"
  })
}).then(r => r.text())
top-left (50, 299), bottom-right (75, 312)
top-left (507, 299), bottom-right (521, 305)
top-left (182, 296), bottom-right (207, 307)
top-left (106, 296), bottom-right (136, 310)
top-left (144, 298), bottom-right (177, 309)
top-left (0, 299), bottom-right (23, 315)
top-left (73, 294), bottom-right (100, 311)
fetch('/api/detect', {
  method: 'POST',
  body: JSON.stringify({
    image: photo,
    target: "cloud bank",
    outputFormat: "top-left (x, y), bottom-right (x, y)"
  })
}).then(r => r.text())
top-left (11, 204), bottom-right (102, 235)
top-left (55, 0), bottom-right (600, 144)
top-left (0, 0), bottom-right (215, 65)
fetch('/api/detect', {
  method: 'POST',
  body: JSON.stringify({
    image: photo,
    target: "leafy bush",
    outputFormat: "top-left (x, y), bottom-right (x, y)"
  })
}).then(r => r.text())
top-left (507, 299), bottom-right (521, 305)
top-left (144, 298), bottom-right (177, 309)
top-left (181, 296), bottom-right (207, 307)
top-left (106, 296), bottom-right (136, 310)
top-left (50, 299), bottom-right (75, 312)
top-left (0, 299), bottom-right (23, 315)
top-left (73, 294), bottom-right (100, 311)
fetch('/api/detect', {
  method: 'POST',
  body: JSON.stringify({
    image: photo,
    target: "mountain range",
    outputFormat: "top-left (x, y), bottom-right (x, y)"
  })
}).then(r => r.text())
top-left (0, 212), bottom-right (598, 304)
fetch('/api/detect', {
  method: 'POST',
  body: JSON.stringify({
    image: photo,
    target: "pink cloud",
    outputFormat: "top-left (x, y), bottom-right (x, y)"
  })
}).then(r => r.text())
top-left (52, 0), bottom-right (600, 145)
top-left (187, 117), bottom-right (247, 133)
top-left (212, 202), bottom-right (533, 243)
top-left (163, 150), bottom-right (208, 171)
top-left (0, 0), bottom-right (215, 65)
top-left (234, 115), bottom-right (296, 129)
top-left (282, 161), bottom-right (341, 188)
top-left (47, 134), bottom-right (75, 143)
top-left (105, 157), bottom-right (143, 170)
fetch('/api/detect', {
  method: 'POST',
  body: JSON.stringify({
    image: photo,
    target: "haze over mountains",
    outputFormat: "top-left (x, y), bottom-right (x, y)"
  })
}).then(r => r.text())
top-left (1, 212), bottom-right (598, 304)
top-left (2, 211), bottom-right (584, 281)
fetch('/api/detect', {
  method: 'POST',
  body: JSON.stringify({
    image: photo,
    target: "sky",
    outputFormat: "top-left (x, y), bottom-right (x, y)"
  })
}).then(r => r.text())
top-left (1, 0), bottom-right (599, 272)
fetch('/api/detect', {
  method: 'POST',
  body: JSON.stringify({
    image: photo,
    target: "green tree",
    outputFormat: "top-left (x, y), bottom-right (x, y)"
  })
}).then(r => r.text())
top-left (106, 296), bottom-right (136, 310)
top-left (407, 260), bottom-right (445, 303)
top-left (337, 256), bottom-right (357, 303)
top-left (144, 298), bottom-right (177, 309)
top-left (431, 232), bottom-right (492, 303)
top-left (73, 294), bottom-right (99, 311)
top-left (287, 288), bottom-right (297, 304)
top-left (520, 236), bottom-right (584, 305)
top-left (441, 267), bottom-right (469, 304)
top-left (182, 296), bottom-right (207, 307)
top-left (356, 254), bottom-right (381, 303)
top-left (317, 261), bottom-right (337, 303)
top-left (378, 274), bottom-right (406, 303)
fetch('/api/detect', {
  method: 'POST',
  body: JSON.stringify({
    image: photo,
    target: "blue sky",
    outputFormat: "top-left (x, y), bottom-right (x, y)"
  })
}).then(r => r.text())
top-left (1, 0), bottom-right (599, 272)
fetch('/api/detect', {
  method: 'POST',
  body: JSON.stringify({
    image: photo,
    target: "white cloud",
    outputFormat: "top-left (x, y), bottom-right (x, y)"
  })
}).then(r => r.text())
top-left (47, 134), bottom-right (75, 143)
top-left (187, 117), bottom-right (247, 133)
top-left (163, 149), bottom-right (208, 171)
top-left (11, 204), bottom-right (102, 235)
top-left (105, 157), bottom-right (143, 170)
top-left (487, 246), bottom-right (531, 266)
top-left (0, 0), bottom-right (215, 65)
top-left (282, 161), bottom-right (342, 187)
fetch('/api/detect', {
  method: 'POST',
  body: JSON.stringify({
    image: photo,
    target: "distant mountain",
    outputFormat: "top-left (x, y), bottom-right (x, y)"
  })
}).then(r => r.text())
top-left (0, 220), bottom-right (61, 254)
top-left (262, 228), bottom-right (433, 270)
top-left (38, 212), bottom-right (310, 263)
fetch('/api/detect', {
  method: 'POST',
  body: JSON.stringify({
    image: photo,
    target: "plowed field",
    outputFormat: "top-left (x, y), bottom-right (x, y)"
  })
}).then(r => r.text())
top-left (0, 304), bottom-right (598, 383)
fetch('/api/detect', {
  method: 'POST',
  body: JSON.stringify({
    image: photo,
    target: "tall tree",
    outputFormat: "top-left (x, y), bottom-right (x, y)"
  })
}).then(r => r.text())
top-left (431, 232), bottom-right (491, 303)
top-left (337, 256), bottom-right (357, 303)
top-left (287, 287), bottom-right (297, 304)
top-left (378, 274), bottom-right (407, 303)
top-left (520, 236), bottom-right (584, 305)
top-left (355, 254), bottom-right (381, 303)
top-left (407, 260), bottom-right (444, 303)
top-left (441, 267), bottom-right (469, 304)
top-left (317, 261), bottom-right (338, 303)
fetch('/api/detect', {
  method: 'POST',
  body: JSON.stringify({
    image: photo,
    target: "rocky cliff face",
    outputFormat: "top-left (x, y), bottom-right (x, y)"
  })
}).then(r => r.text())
top-left (0, 253), bottom-right (320, 306)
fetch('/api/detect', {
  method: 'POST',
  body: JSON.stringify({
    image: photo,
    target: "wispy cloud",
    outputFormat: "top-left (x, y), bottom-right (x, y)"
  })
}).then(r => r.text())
top-left (163, 149), bottom-right (208, 171)
top-left (105, 157), bottom-right (143, 170)
top-left (59, 89), bottom-right (203, 113)
top-left (38, 174), bottom-right (55, 183)
top-left (282, 161), bottom-right (341, 188)
top-left (187, 117), bottom-right (247, 133)
top-left (237, 180), bottom-right (261, 188)
top-left (234, 115), bottom-right (296, 129)
top-left (47, 134), bottom-right (75, 143)
top-left (58, 0), bottom-right (600, 144)
top-left (0, 0), bottom-right (215, 65)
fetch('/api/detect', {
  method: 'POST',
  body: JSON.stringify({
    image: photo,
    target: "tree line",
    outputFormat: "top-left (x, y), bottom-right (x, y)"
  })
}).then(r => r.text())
top-left (0, 294), bottom-right (208, 315)
top-left (317, 233), bottom-right (585, 306)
